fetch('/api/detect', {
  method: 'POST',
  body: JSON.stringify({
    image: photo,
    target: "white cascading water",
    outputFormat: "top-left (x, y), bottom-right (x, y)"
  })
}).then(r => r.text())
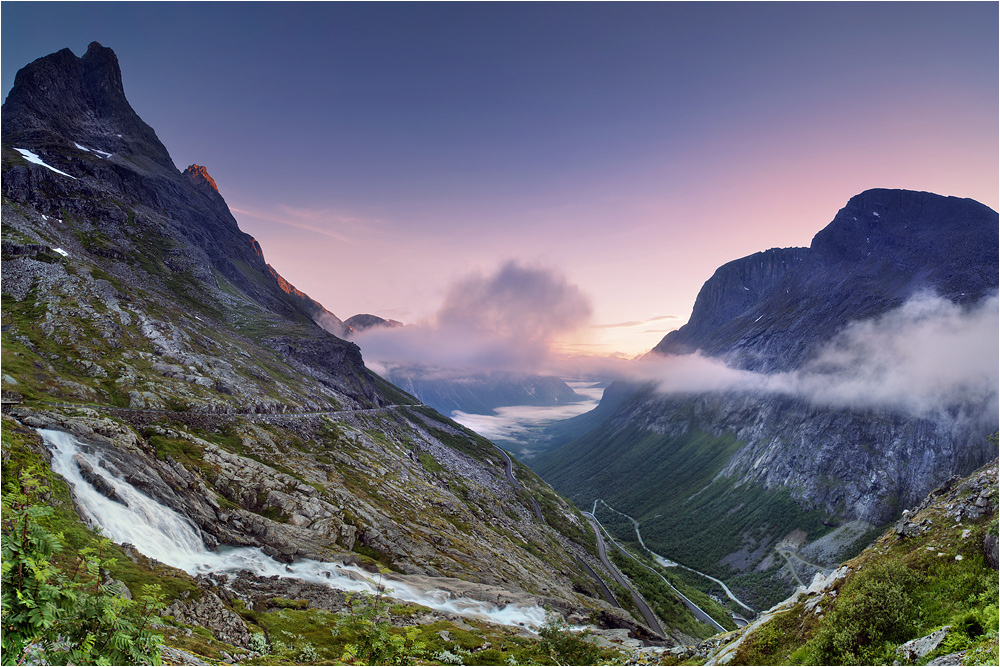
top-left (39, 429), bottom-right (548, 628)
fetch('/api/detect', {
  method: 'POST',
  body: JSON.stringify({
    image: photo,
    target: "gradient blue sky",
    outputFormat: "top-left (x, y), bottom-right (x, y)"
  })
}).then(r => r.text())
top-left (3, 2), bottom-right (997, 357)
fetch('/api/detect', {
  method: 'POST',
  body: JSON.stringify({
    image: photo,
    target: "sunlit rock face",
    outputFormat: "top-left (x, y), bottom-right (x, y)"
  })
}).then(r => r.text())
top-left (183, 164), bottom-right (220, 194)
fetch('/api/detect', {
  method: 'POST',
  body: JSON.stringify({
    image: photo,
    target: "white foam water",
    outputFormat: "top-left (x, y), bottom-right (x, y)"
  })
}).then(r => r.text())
top-left (39, 428), bottom-right (547, 628)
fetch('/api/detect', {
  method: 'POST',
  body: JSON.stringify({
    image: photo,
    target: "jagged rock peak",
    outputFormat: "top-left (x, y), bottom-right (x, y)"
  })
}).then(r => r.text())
top-left (184, 164), bottom-right (220, 193)
top-left (2, 41), bottom-right (175, 171)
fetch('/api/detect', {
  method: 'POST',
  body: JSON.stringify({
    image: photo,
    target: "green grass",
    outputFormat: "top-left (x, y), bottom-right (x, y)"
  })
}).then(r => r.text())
top-left (148, 434), bottom-right (206, 468)
top-left (418, 450), bottom-right (446, 474)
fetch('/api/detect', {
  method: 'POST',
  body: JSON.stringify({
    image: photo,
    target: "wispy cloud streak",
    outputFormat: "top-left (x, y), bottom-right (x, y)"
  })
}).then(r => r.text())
top-left (230, 204), bottom-right (386, 244)
top-left (590, 315), bottom-right (678, 330)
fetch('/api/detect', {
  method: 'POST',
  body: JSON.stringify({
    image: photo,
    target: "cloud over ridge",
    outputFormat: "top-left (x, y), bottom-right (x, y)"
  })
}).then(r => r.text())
top-left (640, 292), bottom-right (999, 420)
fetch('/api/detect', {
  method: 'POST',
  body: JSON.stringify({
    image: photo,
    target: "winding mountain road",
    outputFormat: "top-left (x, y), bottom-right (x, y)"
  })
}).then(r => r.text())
top-left (575, 557), bottom-right (621, 608)
top-left (584, 513), bottom-right (665, 637)
top-left (587, 512), bottom-right (726, 634)
top-left (593, 498), bottom-right (756, 616)
top-left (488, 443), bottom-right (545, 522)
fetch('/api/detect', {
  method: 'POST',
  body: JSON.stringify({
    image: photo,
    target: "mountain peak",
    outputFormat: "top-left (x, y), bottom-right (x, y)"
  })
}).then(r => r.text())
top-left (651, 187), bottom-right (998, 369)
top-left (345, 313), bottom-right (405, 333)
top-left (2, 42), bottom-right (175, 172)
top-left (184, 164), bottom-right (220, 193)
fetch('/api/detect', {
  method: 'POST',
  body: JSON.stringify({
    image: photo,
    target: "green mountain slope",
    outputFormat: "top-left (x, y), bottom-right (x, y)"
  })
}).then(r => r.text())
top-left (704, 456), bottom-right (998, 666)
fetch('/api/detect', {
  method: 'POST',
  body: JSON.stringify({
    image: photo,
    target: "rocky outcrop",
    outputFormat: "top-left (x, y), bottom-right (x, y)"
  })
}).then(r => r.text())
top-left (896, 627), bottom-right (951, 663)
top-left (183, 164), bottom-right (219, 194)
top-left (165, 581), bottom-right (252, 648)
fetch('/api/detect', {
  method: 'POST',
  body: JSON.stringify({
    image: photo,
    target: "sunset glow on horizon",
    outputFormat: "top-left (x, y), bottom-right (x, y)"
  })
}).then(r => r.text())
top-left (3, 2), bottom-right (996, 360)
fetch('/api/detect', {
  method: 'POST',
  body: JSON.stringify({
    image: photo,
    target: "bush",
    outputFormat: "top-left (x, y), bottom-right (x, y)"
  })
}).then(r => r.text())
top-left (534, 613), bottom-right (606, 666)
top-left (336, 568), bottom-right (427, 665)
top-left (806, 559), bottom-right (919, 664)
top-left (248, 631), bottom-right (269, 655)
top-left (1, 469), bottom-right (165, 665)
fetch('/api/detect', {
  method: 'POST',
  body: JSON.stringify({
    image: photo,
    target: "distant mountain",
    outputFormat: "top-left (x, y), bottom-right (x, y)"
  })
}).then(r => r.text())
top-left (345, 313), bottom-right (404, 332)
top-left (384, 367), bottom-right (585, 416)
top-left (341, 316), bottom-right (585, 416)
top-left (534, 189), bottom-right (999, 608)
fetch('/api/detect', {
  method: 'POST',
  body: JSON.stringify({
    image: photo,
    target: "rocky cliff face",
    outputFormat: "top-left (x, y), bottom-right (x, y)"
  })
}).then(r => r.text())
top-left (2, 41), bottom-right (175, 173)
top-left (653, 247), bottom-right (809, 359)
top-left (1, 43), bottom-right (625, 636)
top-left (535, 189), bottom-right (998, 607)
top-left (654, 189), bottom-right (997, 371)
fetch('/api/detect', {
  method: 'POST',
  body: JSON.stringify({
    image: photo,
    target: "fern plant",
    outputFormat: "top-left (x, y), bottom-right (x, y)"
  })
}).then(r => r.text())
top-left (1, 468), bottom-right (165, 666)
top-left (336, 566), bottom-right (426, 665)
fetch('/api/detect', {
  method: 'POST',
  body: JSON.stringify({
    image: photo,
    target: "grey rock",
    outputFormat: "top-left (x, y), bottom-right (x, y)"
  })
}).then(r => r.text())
top-left (165, 588), bottom-right (251, 649)
top-left (896, 626), bottom-right (951, 662)
top-left (927, 650), bottom-right (968, 666)
top-left (160, 647), bottom-right (209, 666)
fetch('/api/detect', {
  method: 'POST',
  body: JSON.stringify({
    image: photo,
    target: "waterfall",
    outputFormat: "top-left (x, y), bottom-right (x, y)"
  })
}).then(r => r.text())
top-left (38, 429), bottom-right (548, 628)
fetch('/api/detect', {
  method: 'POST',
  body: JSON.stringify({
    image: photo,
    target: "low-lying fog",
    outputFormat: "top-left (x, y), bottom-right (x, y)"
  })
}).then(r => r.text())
top-left (450, 381), bottom-right (605, 458)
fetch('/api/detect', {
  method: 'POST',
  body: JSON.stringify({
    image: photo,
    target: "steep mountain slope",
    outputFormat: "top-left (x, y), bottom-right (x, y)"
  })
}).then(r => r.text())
top-left (1, 42), bottom-right (680, 654)
top-left (704, 457), bottom-right (998, 666)
top-left (534, 189), bottom-right (998, 608)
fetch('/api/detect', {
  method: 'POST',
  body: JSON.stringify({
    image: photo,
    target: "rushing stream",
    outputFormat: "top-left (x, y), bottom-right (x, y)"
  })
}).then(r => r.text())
top-left (39, 429), bottom-right (548, 628)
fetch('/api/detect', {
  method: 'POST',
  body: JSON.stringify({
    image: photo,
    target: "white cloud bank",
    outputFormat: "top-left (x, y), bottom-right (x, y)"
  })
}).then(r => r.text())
top-left (638, 292), bottom-right (999, 420)
top-left (356, 262), bottom-right (996, 422)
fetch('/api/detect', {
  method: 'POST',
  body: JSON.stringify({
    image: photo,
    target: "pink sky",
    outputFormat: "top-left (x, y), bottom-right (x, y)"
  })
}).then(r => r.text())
top-left (232, 89), bottom-right (997, 358)
top-left (5, 5), bottom-right (994, 360)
